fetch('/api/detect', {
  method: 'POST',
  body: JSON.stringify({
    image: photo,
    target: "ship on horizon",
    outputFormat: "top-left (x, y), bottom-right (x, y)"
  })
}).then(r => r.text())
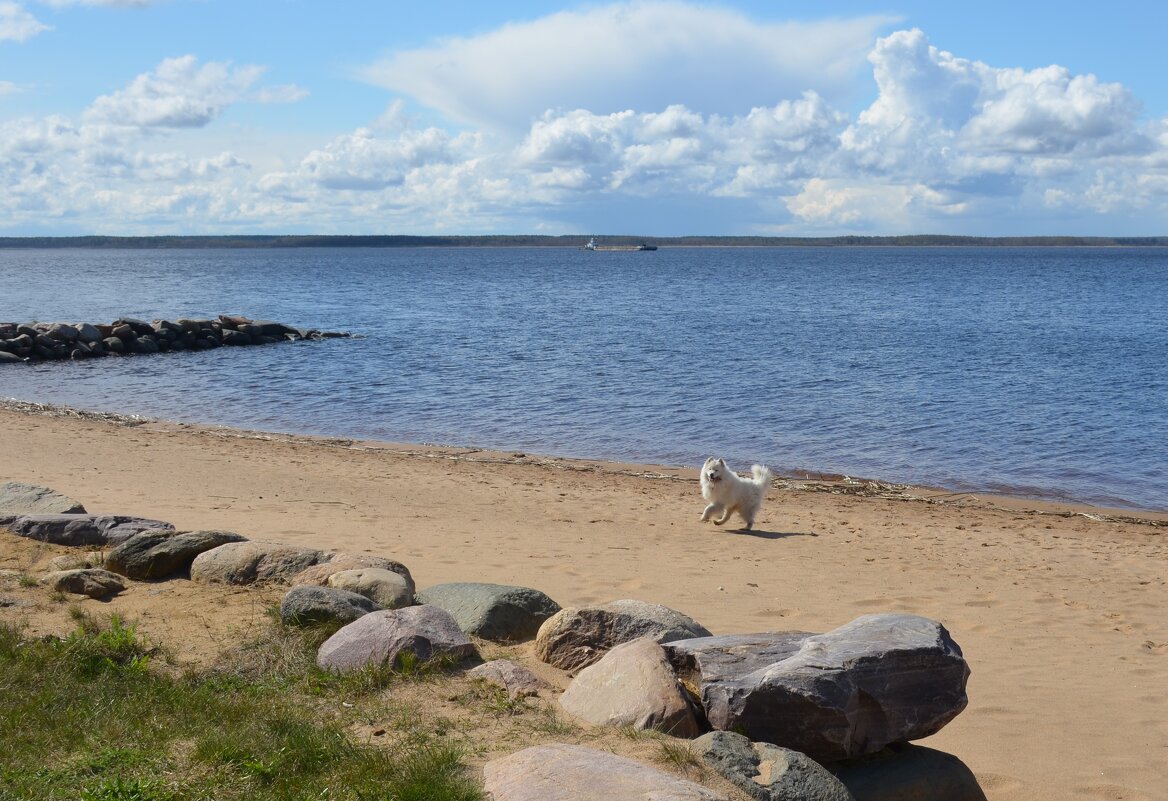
top-left (582, 236), bottom-right (657, 252)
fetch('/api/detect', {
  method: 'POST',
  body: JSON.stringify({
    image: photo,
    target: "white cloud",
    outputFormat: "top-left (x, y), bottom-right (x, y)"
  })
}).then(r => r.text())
top-left (83, 55), bottom-right (268, 128)
top-left (0, 79), bottom-right (21, 95)
top-left (2, 14), bottom-right (1168, 236)
top-left (0, 2), bottom-right (49, 41)
top-left (361, 2), bottom-right (893, 135)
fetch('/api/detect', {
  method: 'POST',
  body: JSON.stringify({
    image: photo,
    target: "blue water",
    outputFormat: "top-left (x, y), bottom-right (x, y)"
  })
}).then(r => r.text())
top-left (1, 246), bottom-right (1165, 511)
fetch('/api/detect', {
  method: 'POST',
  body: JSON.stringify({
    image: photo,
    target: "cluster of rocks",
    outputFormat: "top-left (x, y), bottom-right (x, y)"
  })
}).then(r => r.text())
top-left (0, 314), bottom-right (349, 365)
top-left (1, 481), bottom-right (986, 801)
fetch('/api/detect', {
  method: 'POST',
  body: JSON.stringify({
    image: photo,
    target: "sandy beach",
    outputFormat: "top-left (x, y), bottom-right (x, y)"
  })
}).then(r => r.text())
top-left (1, 402), bottom-right (1165, 801)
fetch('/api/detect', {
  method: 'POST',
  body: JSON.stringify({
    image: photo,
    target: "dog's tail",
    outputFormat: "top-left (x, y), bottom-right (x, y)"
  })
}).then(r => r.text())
top-left (751, 464), bottom-right (773, 489)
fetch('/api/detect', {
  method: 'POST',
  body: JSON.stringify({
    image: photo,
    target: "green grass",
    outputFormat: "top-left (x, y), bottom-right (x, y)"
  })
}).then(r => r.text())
top-left (0, 616), bottom-right (484, 801)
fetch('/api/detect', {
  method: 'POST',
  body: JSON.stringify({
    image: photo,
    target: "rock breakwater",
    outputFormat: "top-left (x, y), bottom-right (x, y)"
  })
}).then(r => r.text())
top-left (0, 314), bottom-right (348, 365)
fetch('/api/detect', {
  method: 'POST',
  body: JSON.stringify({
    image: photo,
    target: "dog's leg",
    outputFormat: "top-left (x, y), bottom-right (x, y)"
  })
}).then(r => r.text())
top-left (701, 503), bottom-right (719, 522)
top-left (714, 506), bottom-right (734, 525)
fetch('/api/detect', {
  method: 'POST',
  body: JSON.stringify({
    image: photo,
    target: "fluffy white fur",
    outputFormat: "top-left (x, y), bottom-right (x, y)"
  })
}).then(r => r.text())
top-left (699, 457), bottom-right (773, 531)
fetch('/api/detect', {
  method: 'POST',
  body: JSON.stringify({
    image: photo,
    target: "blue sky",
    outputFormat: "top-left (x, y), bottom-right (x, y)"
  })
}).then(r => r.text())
top-left (2, 1), bottom-right (1166, 237)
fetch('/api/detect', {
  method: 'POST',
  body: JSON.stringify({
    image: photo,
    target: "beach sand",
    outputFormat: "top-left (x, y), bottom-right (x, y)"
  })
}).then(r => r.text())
top-left (1, 403), bottom-right (1165, 801)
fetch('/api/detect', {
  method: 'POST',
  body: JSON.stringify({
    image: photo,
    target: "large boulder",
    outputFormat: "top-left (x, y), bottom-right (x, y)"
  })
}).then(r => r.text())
top-left (190, 541), bottom-right (328, 585)
top-left (316, 605), bottom-right (476, 673)
top-left (535, 599), bottom-right (712, 672)
top-left (0, 514), bottom-right (175, 546)
top-left (828, 743), bottom-right (987, 801)
top-left (559, 637), bottom-right (700, 737)
top-left (692, 731), bottom-right (855, 801)
top-left (0, 482), bottom-right (86, 515)
top-left (280, 585), bottom-right (379, 627)
top-left (483, 744), bottom-right (728, 801)
top-left (289, 552), bottom-right (415, 597)
top-left (664, 614), bottom-right (970, 762)
top-left (326, 568), bottom-right (413, 609)
top-left (105, 529), bottom-right (248, 580)
top-left (40, 568), bottom-right (126, 599)
top-left (415, 582), bottom-right (560, 642)
top-left (467, 659), bottom-right (550, 699)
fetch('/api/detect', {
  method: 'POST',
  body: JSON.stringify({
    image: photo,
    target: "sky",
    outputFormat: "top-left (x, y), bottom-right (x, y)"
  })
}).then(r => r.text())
top-left (2, 1), bottom-right (1167, 237)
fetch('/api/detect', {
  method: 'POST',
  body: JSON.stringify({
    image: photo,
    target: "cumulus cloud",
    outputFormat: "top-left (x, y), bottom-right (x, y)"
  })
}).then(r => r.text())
top-left (361, 2), bottom-right (892, 135)
top-left (82, 55), bottom-right (269, 128)
top-left (0, 1), bottom-right (49, 41)
top-left (2, 13), bottom-right (1168, 236)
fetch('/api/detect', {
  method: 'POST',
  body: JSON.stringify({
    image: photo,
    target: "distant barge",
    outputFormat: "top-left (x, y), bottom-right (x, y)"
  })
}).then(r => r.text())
top-left (582, 237), bottom-right (657, 252)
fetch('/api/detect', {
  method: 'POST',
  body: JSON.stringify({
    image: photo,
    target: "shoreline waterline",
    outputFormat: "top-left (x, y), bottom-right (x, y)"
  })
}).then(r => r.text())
top-left (4, 397), bottom-right (1165, 526)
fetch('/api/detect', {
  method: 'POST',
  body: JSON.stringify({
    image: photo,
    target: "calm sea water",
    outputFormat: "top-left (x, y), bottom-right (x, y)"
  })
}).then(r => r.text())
top-left (1, 246), bottom-right (1165, 511)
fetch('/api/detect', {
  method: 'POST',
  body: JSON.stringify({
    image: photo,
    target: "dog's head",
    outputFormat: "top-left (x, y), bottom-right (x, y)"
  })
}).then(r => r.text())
top-left (702, 457), bottom-right (727, 484)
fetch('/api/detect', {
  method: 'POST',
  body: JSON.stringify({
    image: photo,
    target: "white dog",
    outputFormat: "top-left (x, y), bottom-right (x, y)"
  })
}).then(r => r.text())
top-left (699, 457), bottom-right (773, 531)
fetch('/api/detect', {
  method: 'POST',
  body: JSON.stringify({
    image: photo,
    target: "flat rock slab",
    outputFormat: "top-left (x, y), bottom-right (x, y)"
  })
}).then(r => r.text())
top-left (828, 744), bottom-right (987, 801)
top-left (316, 605), bottom-right (476, 673)
top-left (560, 637), bottom-right (699, 737)
top-left (693, 731), bottom-right (855, 801)
top-left (0, 514), bottom-right (175, 546)
top-left (105, 529), bottom-right (248, 579)
top-left (190, 541), bottom-right (328, 585)
top-left (665, 614), bottom-right (970, 762)
top-left (280, 585), bottom-right (380, 626)
top-left (40, 568), bottom-right (126, 598)
top-left (483, 743), bottom-right (728, 801)
top-left (468, 659), bottom-right (550, 699)
top-left (290, 552), bottom-right (415, 597)
top-left (0, 482), bottom-right (86, 514)
top-left (535, 599), bottom-right (712, 672)
top-left (415, 582), bottom-right (561, 642)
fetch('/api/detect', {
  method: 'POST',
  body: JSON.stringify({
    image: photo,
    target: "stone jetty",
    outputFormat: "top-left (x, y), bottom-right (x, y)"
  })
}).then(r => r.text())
top-left (0, 314), bottom-right (349, 365)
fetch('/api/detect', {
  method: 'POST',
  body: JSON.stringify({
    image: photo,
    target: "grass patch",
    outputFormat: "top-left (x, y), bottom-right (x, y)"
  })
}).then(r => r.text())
top-left (0, 617), bottom-right (484, 801)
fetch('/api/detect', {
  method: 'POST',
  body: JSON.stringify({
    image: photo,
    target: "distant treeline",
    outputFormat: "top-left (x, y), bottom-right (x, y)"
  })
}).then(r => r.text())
top-left (1, 234), bottom-right (1167, 249)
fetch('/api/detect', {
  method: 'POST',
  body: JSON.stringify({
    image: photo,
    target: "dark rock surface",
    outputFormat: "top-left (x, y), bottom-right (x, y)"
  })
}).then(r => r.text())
top-left (279, 585), bottom-right (379, 626)
top-left (693, 731), bottom-right (855, 801)
top-left (0, 314), bottom-right (350, 365)
top-left (40, 568), bottom-right (126, 598)
top-left (828, 743), bottom-right (988, 801)
top-left (0, 514), bottom-right (175, 546)
top-left (415, 582), bottom-right (561, 642)
top-left (104, 529), bottom-right (249, 580)
top-left (664, 614), bottom-right (970, 761)
top-left (0, 482), bottom-right (86, 515)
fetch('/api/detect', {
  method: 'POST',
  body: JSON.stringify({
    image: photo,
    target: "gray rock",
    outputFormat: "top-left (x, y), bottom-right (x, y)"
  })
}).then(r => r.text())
top-left (467, 659), bottom-right (550, 699)
top-left (828, 743), bottom-right (987, 801)
top-left (559, 637), bottom-right (700, 737)
top-left (76, 323), bottom-right (103, 343)
top-left (482, 744), bottom-right (728, 801)
top-left (105, 529), bottom-right (248, 580)
top-left (0, 351), bottom-right (23, 364)
top-left (280, 585), bottom-right (379, 627)
top-left (290, 553), bottom-right (415, 597)
top-left (326, 568), bottom-right (412, 609)
top-left (535, 599), bottom-right (712, 672)
top-left (693, 731), bottom-right (855, 801)
top-left (415, 582), bottom-right (561, 642)
top-left (40, 568), bottom-right (126, 598)
top-left (0, 482), bottom-right (87, 514)
top-left (316, 605), bottom-right (476, 673)
top-left (2, 514), bottom-right (175, 546)
top-left (190, 541), bottom-right (328, 585)
top-left (46, 323), bottom-right (80, 342)
top-left (664, 614), bottom-right (970, 762)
